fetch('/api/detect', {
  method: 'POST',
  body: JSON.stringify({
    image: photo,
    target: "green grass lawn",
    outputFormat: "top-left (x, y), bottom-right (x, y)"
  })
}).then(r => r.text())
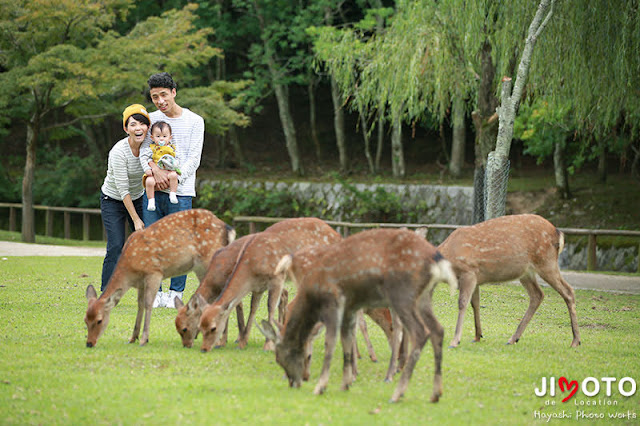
top-left (1, 257), bottom-right (639, 425)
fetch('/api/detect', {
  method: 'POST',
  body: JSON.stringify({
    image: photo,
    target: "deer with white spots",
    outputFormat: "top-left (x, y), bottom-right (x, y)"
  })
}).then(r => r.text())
top-left (84, 209), bottom-right (235, 347)
top-left (258, 228), bottom-right (458, 403)
top-left (437, 214), bottom-right (581, 348)
top-left (198, 217), bottom-right (342, 352)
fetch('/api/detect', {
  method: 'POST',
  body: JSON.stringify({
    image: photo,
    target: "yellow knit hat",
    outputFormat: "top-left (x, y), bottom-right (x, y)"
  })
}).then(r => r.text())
top-left (122, 104), bottom-right (150, 127)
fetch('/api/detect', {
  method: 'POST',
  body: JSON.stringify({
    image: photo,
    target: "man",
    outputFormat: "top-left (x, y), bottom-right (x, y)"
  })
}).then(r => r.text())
top-left (140, 72), bottom-right (205, 308)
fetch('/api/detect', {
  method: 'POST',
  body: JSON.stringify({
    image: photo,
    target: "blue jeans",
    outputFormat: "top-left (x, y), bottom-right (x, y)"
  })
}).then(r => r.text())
top-left (142, 191), bottom-right (192, 292)
top-left (100, 192), bottom-right (143, 292)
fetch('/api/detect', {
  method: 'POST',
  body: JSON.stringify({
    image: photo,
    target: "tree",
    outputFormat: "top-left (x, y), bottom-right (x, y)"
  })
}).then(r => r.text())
top-left (484, 0), bottom-right (556, 219)
top-left (0, 2), bottom-right (247, 242)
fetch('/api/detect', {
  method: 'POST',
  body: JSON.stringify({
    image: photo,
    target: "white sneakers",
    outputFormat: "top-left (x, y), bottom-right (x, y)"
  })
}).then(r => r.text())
top-left (152, 290), bottom-right (183, 308)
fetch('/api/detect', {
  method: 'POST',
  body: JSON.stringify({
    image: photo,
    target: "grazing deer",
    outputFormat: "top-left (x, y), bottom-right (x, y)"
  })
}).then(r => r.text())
top-left (258, 228), bottom-right (458, 403)
top-left (84, 209), bottom-right (235, 347)
top-left (437, 214), bottom-right (581, 348)
top-left (174, 235), bottom-right (253, 348)
top-left (198, 217), bottom-right (342, 352)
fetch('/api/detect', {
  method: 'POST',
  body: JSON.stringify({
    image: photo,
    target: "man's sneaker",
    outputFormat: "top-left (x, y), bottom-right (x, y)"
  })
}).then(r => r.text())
top-left (153, 291), bottom-right (166, 308)
top-left (166, 290), bottom-right (183, 309)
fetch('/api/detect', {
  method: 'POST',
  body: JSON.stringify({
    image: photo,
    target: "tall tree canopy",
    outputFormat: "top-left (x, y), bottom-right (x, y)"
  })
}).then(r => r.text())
top-left (0, 1), bottom-right (248, 242)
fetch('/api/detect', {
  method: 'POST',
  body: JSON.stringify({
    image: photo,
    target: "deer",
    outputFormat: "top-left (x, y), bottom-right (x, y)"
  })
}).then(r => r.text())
top-left (258, 228), bottom-right (458, 403)
top-left (173, 235), bottom-right (253, 348)
top-left (198, 217), bottom-right (342, 352)
top-left (84, 209), bottom-right (235, 347)
top-left (437, 213), bottom-right (581, 348)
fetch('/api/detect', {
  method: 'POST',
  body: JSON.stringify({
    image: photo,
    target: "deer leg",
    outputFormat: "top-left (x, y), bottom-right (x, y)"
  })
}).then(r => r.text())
top-left (537, 267), bottom-right (581, 347)
top-left (418, 292), bottom-right (445, 403)
top-left (264, 277), bottom-right (285, 351)
top-left (508, 269), bottom-right (544, 345)
top-left (340, 311), bottom-right (357, 391)
top-left (471, 286), bottom-right (483, 342)
top-left (140, 273), bottom-right (162, 346)
top-left (357, 309), bottom-right (377, 362)
top-left (235, 301), bottom-right (245, 339)
top-left (219, 317), bottom-right (229, 347)
top-left (237, 291), bottom-right (263, 349)
top-left (303, 322), bottom-right (324, 381)
top-left (129, 288), bottom-right (145, 344)
top-left (390, 306), bottom-right (430, 403)
top-left (449, 272), bottom-right (477, 348)
top-left (384, 311), bottom-right (403, 382)
top-left (313, 307), bottom-right (341, 395)
top-left (278, 287), bottom-right (289, 324)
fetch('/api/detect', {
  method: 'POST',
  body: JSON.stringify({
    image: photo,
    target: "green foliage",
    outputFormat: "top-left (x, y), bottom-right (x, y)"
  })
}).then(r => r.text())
top-left (32, 146), bottom-right (102, 208)
top-left (1, 257), bottom-right (639, 424)
top-left (514, 100), bottom-right (582, 172)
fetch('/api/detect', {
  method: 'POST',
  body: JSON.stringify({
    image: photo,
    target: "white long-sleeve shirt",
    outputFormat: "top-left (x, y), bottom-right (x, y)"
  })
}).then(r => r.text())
top-left (101, 138), bottom-right (145, 201)
top-left (140, 108), bottom-right (205, 197)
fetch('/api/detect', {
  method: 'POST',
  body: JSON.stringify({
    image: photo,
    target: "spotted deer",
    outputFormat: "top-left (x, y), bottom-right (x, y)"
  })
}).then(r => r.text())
top-left (173, 235), bottom-right (253, 348)
top-left (258, 228), bottom-right (458, 403)
top-left (84, 209), bottom-right (235, 347)
top-left (437, 214), bottom-right (581, 348)
top-left (198, 217), bottom-right (342, 352)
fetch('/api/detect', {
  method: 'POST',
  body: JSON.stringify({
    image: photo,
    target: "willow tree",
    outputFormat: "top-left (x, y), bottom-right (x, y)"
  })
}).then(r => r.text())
top-left (527, 0), bottom-right (640, 183)
top-left (312, 1), bottom-right (545, 184)
top-left (0, 2), bottom-right (247, 242)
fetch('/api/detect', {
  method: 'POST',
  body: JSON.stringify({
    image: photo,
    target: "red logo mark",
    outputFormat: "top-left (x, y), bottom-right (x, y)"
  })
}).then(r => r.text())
top-left (559, 376), bottom-right (579, 402)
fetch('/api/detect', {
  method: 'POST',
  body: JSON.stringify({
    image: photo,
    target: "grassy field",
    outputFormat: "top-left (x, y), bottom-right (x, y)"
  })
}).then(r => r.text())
top-left (1, 256), bottom-right (639, 425)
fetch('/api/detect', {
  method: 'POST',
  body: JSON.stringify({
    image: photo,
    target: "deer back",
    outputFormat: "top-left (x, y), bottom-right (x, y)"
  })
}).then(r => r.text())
top-left (438, 214), bottom-right (562, 283)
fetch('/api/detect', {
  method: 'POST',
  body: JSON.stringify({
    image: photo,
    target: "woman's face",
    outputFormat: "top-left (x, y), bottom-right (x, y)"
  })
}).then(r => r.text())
top-left (124, 117), bottom-right (149, 144)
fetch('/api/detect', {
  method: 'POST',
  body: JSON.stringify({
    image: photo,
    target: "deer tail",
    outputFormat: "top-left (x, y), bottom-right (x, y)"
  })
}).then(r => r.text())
top-left (275, 254), bottom-right (293, 276)
top-left (431, 251), bottom-right (459, 296)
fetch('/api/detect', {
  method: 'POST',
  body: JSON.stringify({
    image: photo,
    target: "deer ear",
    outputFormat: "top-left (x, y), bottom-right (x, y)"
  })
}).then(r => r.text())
top-left (174, 297), bottom-right (184, 309)
top-left (256, 319), bottom-right (281, 343)
top-left (193, 293), bottom-right (208, 310)
top-left (86, 285), bottom-right (97, 301)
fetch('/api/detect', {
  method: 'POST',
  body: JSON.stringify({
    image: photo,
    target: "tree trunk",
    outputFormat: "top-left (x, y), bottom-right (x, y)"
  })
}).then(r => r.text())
top-left (228, 126), bottom-right (246, 166)
top-left (375, 109), bottom-right (385, 172)
top-left (358, 104), bottom-right (375, 174)
top-left (272, 81), bottom-right (303, 175)
top-left (22, 120), bottom-right (38, 243)
top-left (486, 0), bottom-right (556, 220)
top-left (554, 141), bottom-right (570, 199)
top-left (308, 79), bottom-right (322, 161)
top-left (471, 38), bottom-right (499, 223)
top-left (598, 137), bottom-right (607, 183)
top-left (449, 95), bottom-right (466, 177)
top-left (331, 76), bottom-right (348, 173)
top-left (391, 115), bottom-right (405, 178)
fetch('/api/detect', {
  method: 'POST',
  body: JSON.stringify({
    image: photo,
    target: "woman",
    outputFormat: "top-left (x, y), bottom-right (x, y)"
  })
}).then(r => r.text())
top-left (99, 104), bottom-right (151, 292)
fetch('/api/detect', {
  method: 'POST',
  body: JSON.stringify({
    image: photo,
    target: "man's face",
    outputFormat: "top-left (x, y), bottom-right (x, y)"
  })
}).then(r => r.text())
top-left (149, 87), bottom-right (177, 116)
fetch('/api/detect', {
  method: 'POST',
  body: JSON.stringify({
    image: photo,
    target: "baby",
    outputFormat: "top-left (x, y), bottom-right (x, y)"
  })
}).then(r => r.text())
top-left (144, 121), bottom-right (181, 211)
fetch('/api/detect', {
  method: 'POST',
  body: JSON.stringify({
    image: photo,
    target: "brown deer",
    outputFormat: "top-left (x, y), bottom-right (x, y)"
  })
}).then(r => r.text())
top-left (437, 214), bottom-right (581, 348)
top-left (198, 217), bottom-right (342, 352)
top-left (84, 209), bottom-right (235, 347)
top-left (173, 235), bottom-right (253, 348)
top-left (258, 228), bottom-right (458, 403)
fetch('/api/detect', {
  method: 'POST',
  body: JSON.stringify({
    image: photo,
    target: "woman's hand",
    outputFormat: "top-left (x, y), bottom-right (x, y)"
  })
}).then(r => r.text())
top-left (133, 218), bottom-right (145, 232)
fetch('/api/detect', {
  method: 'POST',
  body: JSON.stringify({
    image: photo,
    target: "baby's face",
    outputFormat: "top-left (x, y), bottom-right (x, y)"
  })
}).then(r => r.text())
top-left (151, 127), bottom-right (172, 146)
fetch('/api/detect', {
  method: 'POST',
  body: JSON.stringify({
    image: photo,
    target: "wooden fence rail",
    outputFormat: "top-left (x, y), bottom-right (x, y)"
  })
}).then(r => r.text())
top-left (233, 215), bottom-right (640, 273)
top-left (1, 204), bottom-right (639, 272)
top-left (0, 202), bottom-right (104, 241)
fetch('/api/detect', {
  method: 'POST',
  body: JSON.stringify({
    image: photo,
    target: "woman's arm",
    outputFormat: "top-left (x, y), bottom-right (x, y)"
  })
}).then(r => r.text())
top-left (123, 194), bottom-right (144, 232)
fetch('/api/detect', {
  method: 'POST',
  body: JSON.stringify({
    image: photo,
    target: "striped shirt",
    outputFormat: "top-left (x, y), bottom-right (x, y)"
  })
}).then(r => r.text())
top-left (140, 108), bottom-right (205, 197)
top-left (101, 137), bottom-right (145, 201)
